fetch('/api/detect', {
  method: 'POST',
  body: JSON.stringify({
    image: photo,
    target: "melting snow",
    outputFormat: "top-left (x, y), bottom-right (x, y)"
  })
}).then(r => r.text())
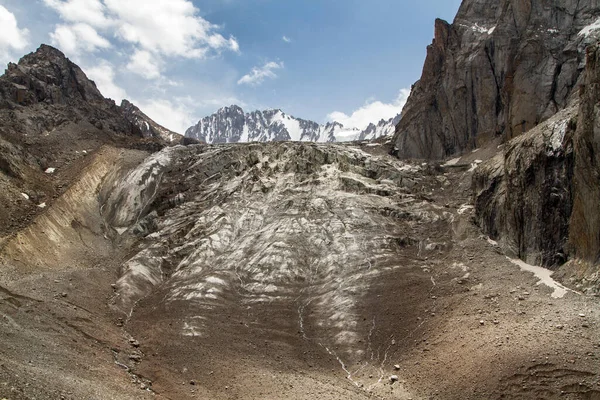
top-left (507, 257), bottom-right (577, 299)
top-left (579, 17), bottom-right (600, 36)
top-left (546, 119), bottom-right (567, 152)
top-left (443, 157), bottom-right (461, 167)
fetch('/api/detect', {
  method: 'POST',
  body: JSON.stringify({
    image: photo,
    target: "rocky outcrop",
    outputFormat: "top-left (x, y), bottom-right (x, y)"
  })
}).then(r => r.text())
top-left (392, 0), bottom-right (600, 160)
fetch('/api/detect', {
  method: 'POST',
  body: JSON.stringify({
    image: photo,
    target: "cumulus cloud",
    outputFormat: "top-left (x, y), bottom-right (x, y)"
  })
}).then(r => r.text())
top-left (43, 0), bottom-right (240, 78)
top-left (126, 49), bottom-right (162, 80)
top-left (0, 5), bottom-right (30, 65)
top-left (237, 61), bottom-right (284, 86)
top-left (327, 88), bottom-right (411, 130)
top-left (49, 23), bottom-right (110, 56)
top-left (43, 0), bottom-right (112, 28)
top-left (84, 61), bottom-right (127, 101)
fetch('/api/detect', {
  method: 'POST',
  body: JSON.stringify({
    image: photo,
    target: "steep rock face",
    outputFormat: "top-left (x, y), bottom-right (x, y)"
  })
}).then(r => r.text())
top-left (473, 105), bottom-right (576, 267)
top-left (393, 0), bottom-right (600, 159)
top-left (120, 99), bottom-right (182, 143)
top-left (473, 43), bottom-right (600, 291)
top-left (185, 105), bottom-right (399, 143)
top-left (569, 45), bottom-right (600, 264)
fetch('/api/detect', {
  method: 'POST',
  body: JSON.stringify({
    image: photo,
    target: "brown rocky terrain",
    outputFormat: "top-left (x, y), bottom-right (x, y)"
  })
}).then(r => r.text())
top-left (1, 2), bottom-right (600, 400)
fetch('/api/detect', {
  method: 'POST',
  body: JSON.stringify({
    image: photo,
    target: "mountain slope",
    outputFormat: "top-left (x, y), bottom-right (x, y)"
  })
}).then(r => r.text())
top-left (392, 0), bottom-right (600, 159)
top-left (0, 44), bottom-right (178, 238)
top-left (185, 105), bottom-right (398, 143)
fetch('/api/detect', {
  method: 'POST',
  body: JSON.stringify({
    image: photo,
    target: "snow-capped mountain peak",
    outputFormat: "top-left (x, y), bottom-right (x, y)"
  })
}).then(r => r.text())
top-left (185, 105), bottom-right (399, 144)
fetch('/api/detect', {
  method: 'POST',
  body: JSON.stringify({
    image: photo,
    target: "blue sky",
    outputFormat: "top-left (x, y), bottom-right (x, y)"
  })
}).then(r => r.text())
top-left (0, 0), bottom-right (462, 133)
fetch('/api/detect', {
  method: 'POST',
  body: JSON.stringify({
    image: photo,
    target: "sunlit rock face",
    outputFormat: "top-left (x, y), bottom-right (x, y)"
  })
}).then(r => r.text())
top-left (103, 142), bottom-right (454, 386)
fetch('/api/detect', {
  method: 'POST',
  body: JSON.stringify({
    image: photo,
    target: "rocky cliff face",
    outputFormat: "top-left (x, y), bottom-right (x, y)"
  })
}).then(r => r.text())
top-left (569, 44), bottom-right (600, 265)
top-left (185, 105), bottom-right (398, 144)
top-left (472, 105), bottom-right (576, 267)
top-left (474, 43), bottom-right (600, 292)
top-left (392, 0), bottom-right (600, 159)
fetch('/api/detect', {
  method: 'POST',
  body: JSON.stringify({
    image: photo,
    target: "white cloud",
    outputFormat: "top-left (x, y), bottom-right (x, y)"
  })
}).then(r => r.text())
top-left (126, 49), bottom-right (162, 79)
top-left (282, 36), bottom-right (292, 43)
top-left (84, 61), bottom-right (127, 101)
top-left (237, 61), bottom-right (284, 86)
top-left (0, 5), bottom-right (30, 65)
top-left (133, 98), bottom-right (196, 134)
top-left (43, 0), bottom-right (112, 28)
top-left (43, 0), bottom-right (240, 79)
top-left (104, 0), bottom-right (239, 57)
top-left (49, 23), bottom-right (110, 56)
top-left (327, 88), bottom-right (411, 130)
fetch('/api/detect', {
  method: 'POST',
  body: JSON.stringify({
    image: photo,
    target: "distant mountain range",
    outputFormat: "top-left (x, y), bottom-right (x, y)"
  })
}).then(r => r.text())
top-left (184, 105), bottom-right (400, 143)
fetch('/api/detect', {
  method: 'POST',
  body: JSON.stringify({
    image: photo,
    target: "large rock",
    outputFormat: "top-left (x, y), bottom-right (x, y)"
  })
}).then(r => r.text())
top-left (392, 0), bottom-right (600, 160)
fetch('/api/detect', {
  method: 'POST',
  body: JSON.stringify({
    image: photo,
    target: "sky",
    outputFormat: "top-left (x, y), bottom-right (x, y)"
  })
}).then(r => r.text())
top-left (0, 0), bottom-right (462, 134)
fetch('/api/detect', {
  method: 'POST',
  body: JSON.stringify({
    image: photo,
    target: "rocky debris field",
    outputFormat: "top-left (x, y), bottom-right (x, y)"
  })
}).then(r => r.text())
top-left (0, 141), bottom-right (598, 399)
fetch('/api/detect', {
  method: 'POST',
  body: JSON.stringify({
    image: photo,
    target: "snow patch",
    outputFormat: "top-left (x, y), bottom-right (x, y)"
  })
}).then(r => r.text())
top-left (507, 257), bottom-right (577, 299)
top-left (443, 157), bottom-right (461, 167)
top-left (546, 119), bottom-right (567, 152)
top-left (44, 168), bottom-right (56, 174)
top-left (579, 17), bottom-right (600, 36)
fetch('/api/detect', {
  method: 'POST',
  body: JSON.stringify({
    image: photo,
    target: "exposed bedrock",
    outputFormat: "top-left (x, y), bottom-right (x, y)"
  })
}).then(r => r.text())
top-left (474, 44), bottom-right (600, 292)
top-left (392, 0), bottom-right (600, 159)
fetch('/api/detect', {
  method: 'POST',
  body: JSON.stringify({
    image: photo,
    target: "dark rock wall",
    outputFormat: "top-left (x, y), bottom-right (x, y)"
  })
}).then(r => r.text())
top-left (474, 44), bottom-right (600, 271)
top-left (393, 0), bottom-right (600, 160)
top-left (569, 45), bottom-right (600, 263)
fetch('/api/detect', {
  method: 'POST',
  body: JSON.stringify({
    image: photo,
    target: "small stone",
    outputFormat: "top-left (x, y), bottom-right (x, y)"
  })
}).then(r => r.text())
top-left (394, 364), bottom-right (400, 370)
top-left (579, 314), bottom-right (586, 318)
top-left (480, 320), bottom-right (485, 325)
top-left (518, 296), bottom-right (525, 301)
top-left (190, 380), bottom-right (196, 385)
top-left (60, 292), bottom-right (67, 298)
top-left (556, 325), bottom-right (564, 330)
top-left (390, 375), bottom-right (399, 383)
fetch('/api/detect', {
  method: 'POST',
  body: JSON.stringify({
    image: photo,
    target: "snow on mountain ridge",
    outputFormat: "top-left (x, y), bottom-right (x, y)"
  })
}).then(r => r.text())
top-left (185, 105), bottom-right (399, 144)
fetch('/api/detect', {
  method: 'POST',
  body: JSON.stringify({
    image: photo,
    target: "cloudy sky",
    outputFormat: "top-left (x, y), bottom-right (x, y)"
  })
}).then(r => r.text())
top-left (0, 0), bottom-right (462, 134)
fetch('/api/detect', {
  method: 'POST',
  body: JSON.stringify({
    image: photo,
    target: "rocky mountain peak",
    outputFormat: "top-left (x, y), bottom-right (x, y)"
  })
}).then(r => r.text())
top-left (393, 0), bottom-right (600, 160)
top-left (186, 106), bottom-right (400, 144)
top-left (1, 44), bottom-right (104, 107)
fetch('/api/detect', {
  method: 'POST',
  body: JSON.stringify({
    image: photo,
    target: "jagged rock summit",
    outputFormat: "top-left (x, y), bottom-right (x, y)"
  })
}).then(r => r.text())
top-left (392, 0), bottom-right (600, 159)
top-left (185, 104), bottom-right (399, 144)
